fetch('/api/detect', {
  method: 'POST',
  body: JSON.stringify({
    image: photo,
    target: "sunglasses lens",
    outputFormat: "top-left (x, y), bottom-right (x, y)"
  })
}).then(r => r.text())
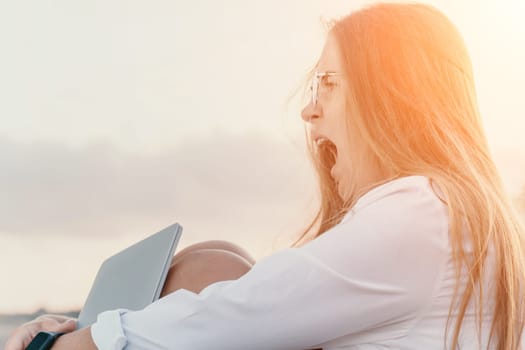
top-left (312, 76), bottom-right (318, 106)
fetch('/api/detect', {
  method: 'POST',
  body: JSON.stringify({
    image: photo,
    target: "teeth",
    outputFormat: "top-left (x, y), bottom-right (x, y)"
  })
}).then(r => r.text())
top-left (315, 137), bottom-right (338, 159)
top-left (316, 137), bottom-right (329, 146)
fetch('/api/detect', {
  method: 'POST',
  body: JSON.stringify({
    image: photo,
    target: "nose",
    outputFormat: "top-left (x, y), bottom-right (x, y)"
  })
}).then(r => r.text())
top-left (301, 102), bottom-right (320, 122)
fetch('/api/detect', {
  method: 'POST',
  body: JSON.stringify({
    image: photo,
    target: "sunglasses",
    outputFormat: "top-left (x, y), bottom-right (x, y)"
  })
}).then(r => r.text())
top-left (310, 71), bottom-right (342, 106)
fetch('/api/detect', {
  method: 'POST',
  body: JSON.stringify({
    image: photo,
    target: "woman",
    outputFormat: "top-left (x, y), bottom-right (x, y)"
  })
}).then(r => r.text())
top-left (6, 2), bottom-right (525, 349)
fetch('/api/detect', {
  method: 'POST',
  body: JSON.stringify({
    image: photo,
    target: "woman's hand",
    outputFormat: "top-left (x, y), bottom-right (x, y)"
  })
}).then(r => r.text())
top-left (4, 314), bottom-right (77, 350)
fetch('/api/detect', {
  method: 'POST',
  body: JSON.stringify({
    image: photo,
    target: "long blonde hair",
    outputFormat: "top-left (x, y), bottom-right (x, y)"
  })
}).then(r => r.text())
top-left (291, 3), bottom-right (525, 349)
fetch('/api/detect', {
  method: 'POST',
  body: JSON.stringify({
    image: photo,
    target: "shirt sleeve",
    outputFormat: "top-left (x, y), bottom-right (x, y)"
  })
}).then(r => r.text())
top-left (90, 177), bottom-right (449, 350)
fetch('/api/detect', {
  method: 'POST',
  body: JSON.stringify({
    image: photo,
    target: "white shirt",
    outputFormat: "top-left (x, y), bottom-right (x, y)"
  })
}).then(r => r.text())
top-left (90, 175), bottom-right (496, 349)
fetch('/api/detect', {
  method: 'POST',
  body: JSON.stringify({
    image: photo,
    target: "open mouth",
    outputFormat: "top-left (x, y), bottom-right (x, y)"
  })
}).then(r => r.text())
top-left (315, 137), bottom-right (338, 160)
top-left (314, 137), bottom-right (339, 181)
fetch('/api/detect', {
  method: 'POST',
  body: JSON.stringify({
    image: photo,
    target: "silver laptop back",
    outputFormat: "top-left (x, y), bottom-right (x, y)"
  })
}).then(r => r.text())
top-left (77, 223), bottom-right (182, 329)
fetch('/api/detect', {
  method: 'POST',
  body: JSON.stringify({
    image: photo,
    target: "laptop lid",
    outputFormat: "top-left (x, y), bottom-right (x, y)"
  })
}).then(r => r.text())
top-left (76, 223), bottom-right (182, 329)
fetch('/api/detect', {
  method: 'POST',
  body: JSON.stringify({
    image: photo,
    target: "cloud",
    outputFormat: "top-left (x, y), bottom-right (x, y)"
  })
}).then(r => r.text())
top-left (3, 129), bottom-right (521, 253)
top-left (0, 131), bottom-right (318, 253)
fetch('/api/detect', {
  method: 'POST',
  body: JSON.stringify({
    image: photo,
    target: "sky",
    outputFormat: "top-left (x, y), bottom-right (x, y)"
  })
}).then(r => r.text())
top-left (0, 0), bottom-right (524, 314)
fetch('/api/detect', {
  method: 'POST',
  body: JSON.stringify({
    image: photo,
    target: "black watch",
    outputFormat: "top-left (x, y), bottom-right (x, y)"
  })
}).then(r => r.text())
top-left (25, 331), bottom-right (65, 350)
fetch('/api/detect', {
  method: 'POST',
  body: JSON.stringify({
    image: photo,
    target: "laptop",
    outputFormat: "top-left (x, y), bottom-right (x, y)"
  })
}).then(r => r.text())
top-left (76, 223), bottom-right (183, 329)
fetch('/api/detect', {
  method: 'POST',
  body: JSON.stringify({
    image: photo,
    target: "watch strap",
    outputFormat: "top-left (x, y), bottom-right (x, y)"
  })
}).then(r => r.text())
top-left (25, 331), bottom-right (65, 350)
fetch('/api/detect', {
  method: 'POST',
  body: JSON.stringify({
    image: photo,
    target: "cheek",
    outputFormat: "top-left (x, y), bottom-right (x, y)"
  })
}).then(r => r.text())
top-left (332, 99), bottom-right (348, 133)
top-left (333, 121), bottom-right (350, 153)
top-left (325, 109), bottom-right (347, 142)
top-left (325, 90), bottom-right (346, 121)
